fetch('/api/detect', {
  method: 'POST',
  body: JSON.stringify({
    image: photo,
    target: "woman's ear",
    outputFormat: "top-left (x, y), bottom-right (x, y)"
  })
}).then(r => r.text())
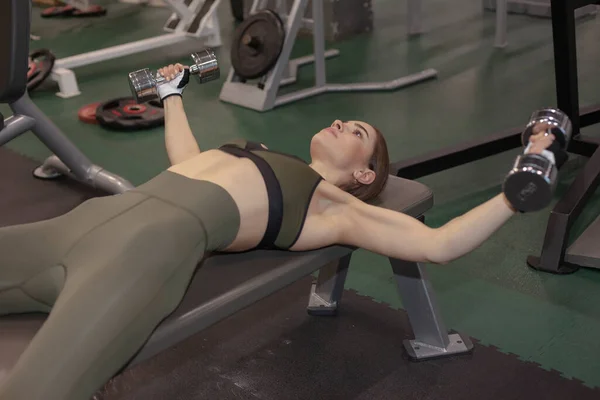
top-left (353, 169), bottom-right (376, 185)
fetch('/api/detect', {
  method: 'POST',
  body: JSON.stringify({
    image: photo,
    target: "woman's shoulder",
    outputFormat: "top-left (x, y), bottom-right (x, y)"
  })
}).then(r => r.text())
top-left (314, 180), bottom-right (360, 206)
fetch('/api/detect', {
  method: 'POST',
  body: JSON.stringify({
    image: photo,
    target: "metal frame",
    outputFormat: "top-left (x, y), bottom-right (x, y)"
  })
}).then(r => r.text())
top-left (306, 216), bottom-right (473, 360)
top-left (485, 0), bottom-right (598, 48)
top-left (1, 92), bottom-right (134, 194)
top-left (391, 0), bottom-right (600, 275)
top-left (1, 0), bottom-right (133, 194)
top-left (219, 0), bottom-right (438, 112)
top-left (528, 0), bottom-right (600, 274)
top-left (50, 0), bottom-right (223, 99)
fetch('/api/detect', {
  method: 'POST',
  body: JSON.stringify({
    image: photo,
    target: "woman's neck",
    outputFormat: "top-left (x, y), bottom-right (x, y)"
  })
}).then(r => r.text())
top-left (309, 160), bottom-right (349, 187)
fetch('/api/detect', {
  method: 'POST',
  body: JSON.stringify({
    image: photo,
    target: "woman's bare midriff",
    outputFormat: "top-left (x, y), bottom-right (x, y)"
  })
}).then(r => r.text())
top-left (167, 149), bottom-right (346, 252)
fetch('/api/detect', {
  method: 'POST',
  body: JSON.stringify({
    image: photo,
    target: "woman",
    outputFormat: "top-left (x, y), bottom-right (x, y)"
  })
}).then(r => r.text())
top-left (0, 64), bottom-right (556, 400)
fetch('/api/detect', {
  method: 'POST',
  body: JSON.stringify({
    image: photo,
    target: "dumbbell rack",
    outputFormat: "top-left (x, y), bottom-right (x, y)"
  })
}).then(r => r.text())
top-left (50, 0), bottom-right (222, 99)
top-left (219, 0), bottom-right (438, 112)
top-left (391, 0), bottom-right (600, 274)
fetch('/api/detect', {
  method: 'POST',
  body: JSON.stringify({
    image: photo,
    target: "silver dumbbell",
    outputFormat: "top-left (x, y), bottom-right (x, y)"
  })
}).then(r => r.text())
top-left (128, 48), bottom-right (220, 103)
top-left (503, 108), bottom-right (572, 212)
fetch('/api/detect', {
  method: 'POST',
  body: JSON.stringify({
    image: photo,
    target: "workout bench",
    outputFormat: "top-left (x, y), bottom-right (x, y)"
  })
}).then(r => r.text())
top-left (0, 173), bottom-right (473, 386)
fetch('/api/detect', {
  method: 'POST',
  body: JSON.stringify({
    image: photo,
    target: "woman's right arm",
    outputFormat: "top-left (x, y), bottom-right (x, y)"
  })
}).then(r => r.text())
top-left (158, 64), bottom-right (201, 166)
top-left (163, 95), bottom-right (201, 165)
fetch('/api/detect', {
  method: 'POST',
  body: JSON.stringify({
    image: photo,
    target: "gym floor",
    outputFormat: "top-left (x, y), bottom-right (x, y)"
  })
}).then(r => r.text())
top-left (3, 0), bottom-right (600, 398)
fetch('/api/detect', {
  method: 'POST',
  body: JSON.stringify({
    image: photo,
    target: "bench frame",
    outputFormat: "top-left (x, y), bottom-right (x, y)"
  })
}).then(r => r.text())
top-left (129, 214), bottom-right (473, 367)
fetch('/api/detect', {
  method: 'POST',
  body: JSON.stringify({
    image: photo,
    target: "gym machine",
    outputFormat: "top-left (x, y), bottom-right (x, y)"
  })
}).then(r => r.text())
top-left (50, 0), bottom-right (223, 99)
top-left (391, 0), bottom-right (600, 274)
top-left (1, 0), bottom-right (134, 194)
top-left (219, 0), bottom-right (438, 112)
top-left (485, 0), bottom-right (598, 48)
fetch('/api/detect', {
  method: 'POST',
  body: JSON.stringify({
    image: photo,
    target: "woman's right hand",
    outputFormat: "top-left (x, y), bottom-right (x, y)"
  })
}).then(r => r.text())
top-left (158, 63), bottom-right (187, 81)
top-left (157, 63), bottom-right (190, 101)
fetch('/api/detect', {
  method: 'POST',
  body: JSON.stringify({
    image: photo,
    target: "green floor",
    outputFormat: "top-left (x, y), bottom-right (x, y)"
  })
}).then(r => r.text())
top-left (6, 0), bottom-right (600, 388)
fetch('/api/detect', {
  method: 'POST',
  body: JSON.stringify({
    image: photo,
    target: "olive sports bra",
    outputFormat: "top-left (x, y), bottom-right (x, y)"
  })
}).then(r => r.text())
top-left (219, 139), bottom-right (323, 250)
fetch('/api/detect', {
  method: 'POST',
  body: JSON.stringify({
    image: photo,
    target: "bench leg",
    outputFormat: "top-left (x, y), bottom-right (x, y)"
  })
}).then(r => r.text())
top-left (306, 254), bottom-right (351, 316)
top-left (390, 257), bottom-right (474, 360)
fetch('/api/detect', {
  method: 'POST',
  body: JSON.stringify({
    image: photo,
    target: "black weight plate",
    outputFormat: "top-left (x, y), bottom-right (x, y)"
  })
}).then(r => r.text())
top-left (96, 97), bottom-right (164, 132)
top-left (231, 9), bottom-right (285, 79)
top-left (27, 49), bottom-right (56, 92)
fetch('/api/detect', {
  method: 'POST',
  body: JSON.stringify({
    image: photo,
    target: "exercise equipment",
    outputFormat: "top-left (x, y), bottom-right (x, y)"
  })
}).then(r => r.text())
top-left (96, 97), bottom-right (165, 131)
top-left (49, 0), bottom-right (223, 99)
top-left (128, 48), bottom-right (220, 103)
top-left (71, 4), bottom-right (107, 17)
top-left (484, 0), bottom-right (597, 48)
top-left (219, 0), bottom-right (438, 112)
top-left (27, 48), bottom-right (56, 91)
top-left (392, 0), bottom-right (600, 275)
top-left (0, 172), bottom-right (474, 386)
top-left (41, 0), bottom-right (107, 17)
top-left (230, 0), bottom-right (244, 21)
top-left (77, 101), bottom-right (101, 124)
top-left (1, 0), bottom-right (133, 193)
top-left (41, 5), bottom-right (76, 17)
top-left (230, 9), bottom-right (285, 79)
top-left (503, 108), bottom-right (572, 212)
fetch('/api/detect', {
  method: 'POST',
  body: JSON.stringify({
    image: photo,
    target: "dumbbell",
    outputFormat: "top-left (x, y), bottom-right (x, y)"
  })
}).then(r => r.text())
top-left (503, 108), bottom-right (572, 212)
top-left (128, 48), bottom-right (220, 103)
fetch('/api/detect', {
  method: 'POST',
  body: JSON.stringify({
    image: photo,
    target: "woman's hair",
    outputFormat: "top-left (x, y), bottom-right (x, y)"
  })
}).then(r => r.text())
top-left (341, 126), bottom-right (390, 202)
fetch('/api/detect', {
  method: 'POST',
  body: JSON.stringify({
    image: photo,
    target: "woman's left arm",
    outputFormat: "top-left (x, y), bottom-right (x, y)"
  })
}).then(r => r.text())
top-left (336, 124), bottom-right (559, 264)
top-left (337, 193), bottom-right (516, 264)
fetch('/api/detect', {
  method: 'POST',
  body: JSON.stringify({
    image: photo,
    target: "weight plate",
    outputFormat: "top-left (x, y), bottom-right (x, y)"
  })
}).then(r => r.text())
top-left (231, 9), bottom-right (285, 80)
top-left (96, 97), bottom-right (164, 132)
top-left (41, 5), bottom-right (75, 18)
top-left (78, 102), bottom-right (102, 125)
top-left (72, 5), bottom-right (108, 17)
top-left (27, 49), bottom-right (56, 92)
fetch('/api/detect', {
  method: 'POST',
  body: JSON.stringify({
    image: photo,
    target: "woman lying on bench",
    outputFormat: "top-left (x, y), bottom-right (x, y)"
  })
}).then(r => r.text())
top-left (0, 64), bottom-right (556, 400)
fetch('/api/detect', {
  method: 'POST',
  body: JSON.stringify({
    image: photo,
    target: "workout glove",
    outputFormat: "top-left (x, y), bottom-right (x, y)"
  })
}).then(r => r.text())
top-left (158, 68), bottom-right (190, 101)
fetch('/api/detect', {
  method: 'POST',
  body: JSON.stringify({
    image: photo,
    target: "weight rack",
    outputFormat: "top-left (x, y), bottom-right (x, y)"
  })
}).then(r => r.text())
top-left (219, 0), bottom-right (439, 112)
top-left (50, 0), bottom-right (222, 99)
top-left (390, 0), bottom-right (600, 274)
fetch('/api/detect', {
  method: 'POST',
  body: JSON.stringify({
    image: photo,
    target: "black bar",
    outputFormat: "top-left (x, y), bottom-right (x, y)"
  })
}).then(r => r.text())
top-left (552, 0), bottom-right (580, 135)
top-left (569, 136), bottom-right (599, 157)
top-left (527, 145), bottom-right (600, 273)
top-left (391, 126), bottom-right (523, 179)
top-left (391, 105), bottom-right (600, 180)
top-left (391, 106), bottom-right (600, 180)
top-left (573, 0), bottom-right (599, 9)
top-left (580, 105), bottom-right (600, 128)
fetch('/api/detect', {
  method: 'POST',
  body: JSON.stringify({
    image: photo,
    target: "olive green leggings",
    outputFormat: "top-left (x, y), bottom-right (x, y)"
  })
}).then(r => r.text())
top-left (0, 172), bottom-right (240, 400)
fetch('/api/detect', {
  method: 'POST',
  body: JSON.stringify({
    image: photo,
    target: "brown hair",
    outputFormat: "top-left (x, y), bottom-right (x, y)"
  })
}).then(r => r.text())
top-left (341, 126), bottom-right (390, 202)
